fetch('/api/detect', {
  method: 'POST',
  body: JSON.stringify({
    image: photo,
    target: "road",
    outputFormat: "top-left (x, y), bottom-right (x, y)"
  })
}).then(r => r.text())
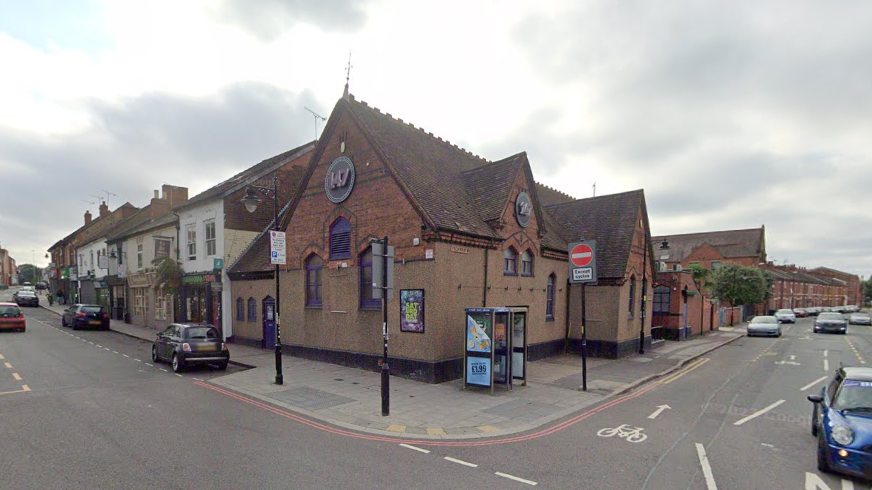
top-left (2, 292), bottom-right (870, 490)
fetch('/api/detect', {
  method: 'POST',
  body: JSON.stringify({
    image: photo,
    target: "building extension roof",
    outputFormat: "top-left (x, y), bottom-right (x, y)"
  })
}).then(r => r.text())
top-left (545, 190), bottom-right (647, 279)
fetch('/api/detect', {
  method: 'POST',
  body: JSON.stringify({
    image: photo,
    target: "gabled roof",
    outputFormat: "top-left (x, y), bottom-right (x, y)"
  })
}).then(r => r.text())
top-left (228, 205), bottom-right (290, 275)
top-left (651, 227), bottom-right (766, 263)
top-left (178, 141), bottom-right (316, 211)
top-left (329, 96), bottom-right (500, 239)
top-left (461, 154), bottom-right (525, 223)
top-left (544, 190), bottom-right (646, 279)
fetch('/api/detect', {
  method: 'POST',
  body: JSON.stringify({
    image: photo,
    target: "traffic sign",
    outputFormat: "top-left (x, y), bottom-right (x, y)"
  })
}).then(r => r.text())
top-left (568, 240), bottom-right (597, 284)
top-left (570, 243), bottom-right (593, 267)
top-left (270, 230), bottom-right (286, 265)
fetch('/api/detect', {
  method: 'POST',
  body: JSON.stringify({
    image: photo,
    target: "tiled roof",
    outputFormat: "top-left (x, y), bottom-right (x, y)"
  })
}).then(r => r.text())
top-left (345, 97), bottom-right (500, 239)
top-left (461, 154), bottom-right (525, 223)
top-left (651, 227), bottom-right (765, 263)
top-left (544, 190), bottom-right (646, 279)
top-left (535, 183), bottom-right (576, 207)
top-left (178, 141), bottom-right (316, 210)
top-left (228, 205), bottom-right (289, 275)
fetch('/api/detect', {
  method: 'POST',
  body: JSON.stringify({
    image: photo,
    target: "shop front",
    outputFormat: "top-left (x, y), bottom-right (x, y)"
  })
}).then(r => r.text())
top-left (180, 273), bottom-right (221, 335)
top-left (107, 275), bottom-right (127, 321)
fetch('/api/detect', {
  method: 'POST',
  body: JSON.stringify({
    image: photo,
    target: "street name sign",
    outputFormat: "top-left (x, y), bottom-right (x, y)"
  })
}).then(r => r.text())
top-left (568, 240), bottom-right (597, 284)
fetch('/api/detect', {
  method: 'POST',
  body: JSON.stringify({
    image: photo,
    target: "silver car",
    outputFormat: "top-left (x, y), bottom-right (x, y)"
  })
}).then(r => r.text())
top-left (747, 315), bottom-right (782, 337)
top-left (775, 308), bottom-right (796, 323)
top-left (848, 312), bottom-right (871, 326)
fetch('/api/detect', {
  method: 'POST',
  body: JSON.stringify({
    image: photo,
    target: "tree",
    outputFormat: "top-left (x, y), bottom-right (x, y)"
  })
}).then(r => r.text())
top-left (152, 256), bottom-right (183, 294)
top-left (864, 278), bottom-right (872, 306)
top-left (710, 263), bottom-right (768, 324)
top-left (17, 264), bottom-right (40, 284)
top-left (686, 263), bottom-right (711, 294)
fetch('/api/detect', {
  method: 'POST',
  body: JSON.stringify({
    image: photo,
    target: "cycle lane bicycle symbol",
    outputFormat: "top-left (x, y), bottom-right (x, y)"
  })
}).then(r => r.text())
top-left (597, 424), bottom-right (648, 443)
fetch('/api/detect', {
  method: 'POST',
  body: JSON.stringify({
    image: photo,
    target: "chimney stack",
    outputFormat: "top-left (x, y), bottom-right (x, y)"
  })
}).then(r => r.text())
top-left (85, 210), bottom-right (92, 225)
top-left (150, 189), bottom-right (170, 220)
top-left (161, 184), bottom-right (189, 208)
top-left (99, 201), bottom-right (109, 218)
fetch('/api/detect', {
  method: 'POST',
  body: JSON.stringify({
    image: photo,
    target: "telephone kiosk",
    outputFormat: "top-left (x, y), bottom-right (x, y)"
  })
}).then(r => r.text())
top-left (463, 307), bottom-right (528, 394)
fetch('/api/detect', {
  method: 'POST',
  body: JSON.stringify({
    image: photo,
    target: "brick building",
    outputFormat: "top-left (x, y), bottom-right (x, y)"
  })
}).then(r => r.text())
top-left (228, 94), bottom-right (655, 382)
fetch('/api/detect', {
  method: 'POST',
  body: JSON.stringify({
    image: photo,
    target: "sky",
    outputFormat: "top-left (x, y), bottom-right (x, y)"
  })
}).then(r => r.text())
top-left (0, 0), bottom-right (870, 278)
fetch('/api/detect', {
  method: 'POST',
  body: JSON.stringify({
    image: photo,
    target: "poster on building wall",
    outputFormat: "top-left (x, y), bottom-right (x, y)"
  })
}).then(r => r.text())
top-left (400, 289), bottom-right (425, 333)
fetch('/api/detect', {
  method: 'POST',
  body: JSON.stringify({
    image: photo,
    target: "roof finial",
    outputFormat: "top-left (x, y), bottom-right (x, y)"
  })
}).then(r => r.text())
top-left (343, 51), bottom-right (353, 100)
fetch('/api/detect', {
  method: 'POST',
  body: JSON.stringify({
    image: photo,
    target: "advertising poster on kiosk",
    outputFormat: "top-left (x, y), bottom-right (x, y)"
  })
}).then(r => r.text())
top-left (466, 313), bottom-right (492, 352)
top-left (465, 310), bottom-right (493, 387)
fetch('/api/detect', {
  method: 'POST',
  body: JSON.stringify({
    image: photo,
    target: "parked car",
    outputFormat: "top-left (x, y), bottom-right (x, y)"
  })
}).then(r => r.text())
top-left (815, 312), bottom-right (848, 334)
top-left (747, 315), bottom-right (782, 337)
top-left (844, 305), bottom-right (859, 313)
top-left (808, 366), bottom-right (872, 478)
top-left (849, 313), bottom-right (872, 326)
top-left (152, 323), bottom-right (229, 373)
top-left (806, 307), bottom-right (822, 317)
top-left (793, 308), bottom-right (809, 318)
top-left (61, 304), bottom-right (110, 330)
top-left (35, 282), bottom-right (48, 291)
top-left (14, 290), bottom-right (39, 307)
top-left (0, 303), bottom-right (25, 332)
top-left (775, 309), bottom-right (796, 323)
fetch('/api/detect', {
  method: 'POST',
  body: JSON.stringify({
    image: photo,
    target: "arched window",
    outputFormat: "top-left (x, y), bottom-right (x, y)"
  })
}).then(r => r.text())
top-left (236, 298), bottom-right (244, 321)
top-left (306, 254), bottom-right (323, 307)
top-left (504, 247), bottom-right (518, 275)
top-left (329, 218), bottom-right (351, 260)
top-left (546, 274), bottom-right (556, 319)
top-left (628, 277), bottom-right (636, 319)
top-left (359, 247), bottom-right (379, 309)
top-left (521, 250), bottom-right (534, 276)
top-left (247, 297), bottom-right (257, 322)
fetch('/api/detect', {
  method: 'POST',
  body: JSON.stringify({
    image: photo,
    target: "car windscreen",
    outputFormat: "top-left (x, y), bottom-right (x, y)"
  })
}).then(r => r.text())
top-left (0, 306), bottom-right (21, 317)
top-left (184, 327), bottom-right (219, 340)
top-left (17, 291), bottom-right (36, 297)
top-left (819, 313), bottom-right (844, 320)
top-left (751, 316), bottom-right (776, 324)
top-left (776, 310), bottom-right (793, 314)
top-left (81, 306), bottom-right (103, 314)
top-left (834, 379), bottom-right (872, 411)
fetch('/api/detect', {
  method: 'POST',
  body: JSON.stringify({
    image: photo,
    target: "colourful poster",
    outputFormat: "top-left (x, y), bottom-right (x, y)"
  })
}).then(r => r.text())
top-left (466, 314), bottom-right (492, 353)
top-left (466, 357), bottom-right (491, 386)
top-left (400, 289), bottom-right (425, 333)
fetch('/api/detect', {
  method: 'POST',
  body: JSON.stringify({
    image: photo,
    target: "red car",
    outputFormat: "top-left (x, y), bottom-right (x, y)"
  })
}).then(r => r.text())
top-left (793, 308), bottom-right (809, 318)
top-left (0, 302), bottom-right (26, 332)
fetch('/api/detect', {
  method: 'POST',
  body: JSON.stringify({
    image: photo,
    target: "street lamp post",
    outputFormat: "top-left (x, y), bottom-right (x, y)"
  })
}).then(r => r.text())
top-left (242, 174), bottom-right (283, 385)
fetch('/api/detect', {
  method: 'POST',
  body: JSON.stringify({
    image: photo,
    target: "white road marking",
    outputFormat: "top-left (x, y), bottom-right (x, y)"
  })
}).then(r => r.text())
top-left (399, 443), bottom-right (430, 454)
top-left (145, 363), bottom-right (154, 367)
top-left (804, 471), bottom-right (855, 489)
top-left (193, 378), bottom-right (204, 381)
top-left (159, 368), bottom-right (167, 372)
top-left (88, 342), bottom-right (94, 345)
top-left (824, 359), bottom-right (829, 371)
top-left (801, 376), bottom-right (828, 391)
top-left (444, 457), bottom-right (478, 467)
top-left (134, 359), bottom-right (142, 362)
top-left (695, 443), bottom-right (719, 490)
top-left (648, 404), bottom-right (671, 419)
top-left (733, 400), bottom-right (786, 426)
top-left (96, 345), bottom-right (102, 348)
top-left (496, 472), bottom-right (538, 486)
top-left (104, 348), bottom-right (110, 351)
top-left (790, 355), bottom-right (796, 361)
top-left (175, 374), bottom-right (183, 377)
top-left (823, 349), bottom-right (828, 358)
top-left (123, 354), bottom-right (130, 358)
top-left (112, 351), bottom-right (119, 354)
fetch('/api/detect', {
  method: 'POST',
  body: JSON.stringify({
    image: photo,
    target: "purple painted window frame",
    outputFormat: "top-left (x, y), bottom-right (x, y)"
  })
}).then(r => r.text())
top-left (546, 274), bottom-right (555, 319)
top-left (329, 218), bottom-right (351, 260)
top-left (504, 247), bottom-right (518, 275)
top-left (306, 255), bottom-right (323, 307)
top-left (359, 248), bottom-right (380, 309)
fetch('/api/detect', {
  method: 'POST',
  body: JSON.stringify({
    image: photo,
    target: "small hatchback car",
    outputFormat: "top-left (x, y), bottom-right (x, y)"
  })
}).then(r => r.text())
top-left (152, 323), bottom-right (229, 373)
top-left (0, 302), bottom-right (25, 332)
top-left (809, 367), bottom-right (872, 478)
top-left (61, 304), bottom-right (110, 330)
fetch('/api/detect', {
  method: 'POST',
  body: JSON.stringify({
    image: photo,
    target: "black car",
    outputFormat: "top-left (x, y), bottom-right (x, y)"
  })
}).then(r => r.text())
top-left (814, 312), bottom-right (848, 334)
top-left (152, 323), bottom-right (229, 373)
top-left (61, 304), bottom-right (110, 330)
top-left (14, 290), bottom-right (39, 307)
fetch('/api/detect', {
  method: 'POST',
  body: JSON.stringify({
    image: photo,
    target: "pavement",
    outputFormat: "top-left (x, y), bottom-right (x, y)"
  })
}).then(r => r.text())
top-left (38, 296), bottom-right (745, 440)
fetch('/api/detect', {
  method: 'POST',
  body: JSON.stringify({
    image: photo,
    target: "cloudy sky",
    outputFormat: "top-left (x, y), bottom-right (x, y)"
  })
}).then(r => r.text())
top-left (1, 0), bottom-right (870, 278)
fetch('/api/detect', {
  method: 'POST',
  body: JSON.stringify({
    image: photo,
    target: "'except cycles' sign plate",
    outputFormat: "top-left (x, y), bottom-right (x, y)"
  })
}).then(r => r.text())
top-left (568, 240), bottom-right (597, 284)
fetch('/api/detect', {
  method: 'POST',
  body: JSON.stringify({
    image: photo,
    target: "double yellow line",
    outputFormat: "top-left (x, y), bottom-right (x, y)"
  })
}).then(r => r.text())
top-left (661, 357), bottom-right (711, 385)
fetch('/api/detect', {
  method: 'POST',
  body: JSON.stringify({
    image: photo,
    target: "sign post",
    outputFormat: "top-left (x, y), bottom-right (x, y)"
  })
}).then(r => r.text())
top-left (569, 240), bottom-right (597, 391)
top-left (372, 238), bottom-right (394, 416)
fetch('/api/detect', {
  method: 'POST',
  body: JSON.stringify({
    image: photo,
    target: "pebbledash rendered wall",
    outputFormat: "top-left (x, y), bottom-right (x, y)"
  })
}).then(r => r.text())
top-left (229, 240), bottom-right (567, 383)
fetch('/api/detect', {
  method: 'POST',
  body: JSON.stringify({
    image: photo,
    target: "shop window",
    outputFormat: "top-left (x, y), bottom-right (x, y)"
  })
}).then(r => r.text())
top-left (359, 248), bottom-right (379, 309)
top-left (247, 298), bottom-right (257, 322)
top-left (653, 286), bottom-right (670, 314)
top-left (504, 247), bottom-right (518, 275)
top-left (155, 290), bottom-right (168, 321)
top-left (236, 298), bottom-right (244, 321)
top-left (628, 276), bottom-right (636, 319)
top-left (521, 250), bottom-right (534, 276)
top-left (306, 254), bottom-right (323, 307)
top-left (329, 218), bottom-right (351, 260)
top-left (546, 274), bottom-right (555, 319)
top-left (205, 220), bottom-right (217, 257)
top-left (132, 287), bottom-right (146, 317)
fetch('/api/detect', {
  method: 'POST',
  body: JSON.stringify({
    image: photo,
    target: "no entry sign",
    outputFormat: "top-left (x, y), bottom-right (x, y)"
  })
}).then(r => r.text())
top-left (568, 240), bottom-right (597, 284)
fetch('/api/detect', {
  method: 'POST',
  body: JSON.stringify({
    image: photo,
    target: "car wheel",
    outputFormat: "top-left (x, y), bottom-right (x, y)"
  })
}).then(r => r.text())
top-left (61, 317), bottom-right (66, 327)
top-left (72, 322), bottom-right (79, 331)
top-left (217, 361), bottom-right (228, 371)
top-left (151, 346), bottom-right (160, 363)
top-left (817, 433), bottom-right (831, 473)
top-left (172, 354), bottom-right (184, 373)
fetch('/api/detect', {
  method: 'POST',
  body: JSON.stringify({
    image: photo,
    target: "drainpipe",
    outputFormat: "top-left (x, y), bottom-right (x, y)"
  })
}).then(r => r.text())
top-left (173, 210), bottom-right (182, 322)
top-left (563, 278), bottom-right (571, 354)
top-left (482, 247), bottom-right (488, 307)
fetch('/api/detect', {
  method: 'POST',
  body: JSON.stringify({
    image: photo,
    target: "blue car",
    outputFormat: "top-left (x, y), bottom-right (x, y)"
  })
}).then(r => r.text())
top-left (809, 367), bottom-right (872, 478)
